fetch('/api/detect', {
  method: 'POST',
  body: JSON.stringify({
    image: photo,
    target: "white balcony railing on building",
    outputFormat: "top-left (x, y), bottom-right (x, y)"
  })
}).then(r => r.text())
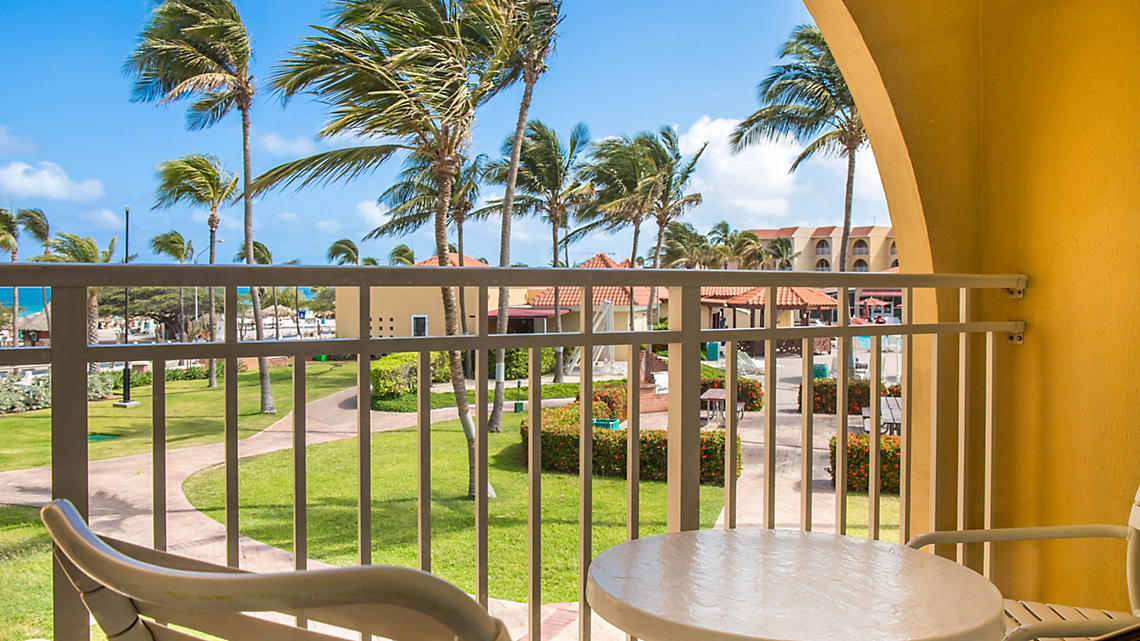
top-left (0, 264), bottom-right (1026, 641)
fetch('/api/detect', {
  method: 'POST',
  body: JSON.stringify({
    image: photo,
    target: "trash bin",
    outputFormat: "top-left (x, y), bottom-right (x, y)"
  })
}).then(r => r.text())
top-left (592, 418), bottom-right (620, 430)
top-left (315, 354), bottom-right (328, 362)
top-left (706, 341), bottom-right (720, 361)
top-left (813, 363), bottom-right (829, 379)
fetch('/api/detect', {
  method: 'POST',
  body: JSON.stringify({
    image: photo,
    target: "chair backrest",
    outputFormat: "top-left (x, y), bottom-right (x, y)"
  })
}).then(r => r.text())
top-left (41, 499), bottom-right (509, 641)
top-left (1128, 485), bottom-right (1140, 615)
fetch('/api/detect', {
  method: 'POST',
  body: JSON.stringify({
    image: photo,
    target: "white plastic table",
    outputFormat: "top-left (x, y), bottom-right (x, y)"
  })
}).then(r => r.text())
top-left (586, 529), bottom-right (1005, 641)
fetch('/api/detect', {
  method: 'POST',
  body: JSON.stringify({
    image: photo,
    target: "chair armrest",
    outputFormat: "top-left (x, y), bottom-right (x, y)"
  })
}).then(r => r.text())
top-left (1004, 617), bottom-right (1140, 641)
top-left (1094, 622), bottom-right (1140, 640)
top-left (907, 524), bottom-right (1130, 549)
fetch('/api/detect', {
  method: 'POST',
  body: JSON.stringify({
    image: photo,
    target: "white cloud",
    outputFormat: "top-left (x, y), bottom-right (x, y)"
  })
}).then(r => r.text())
top-left (258, 132), bottom-right (316, 156)
top-left (816, 146), bottom-right (889, 205)
top-left (0, 127), bottom-right (36, 156)
top-left (678, 116), bottom-right (800, 229)
top-left (314, 219), bottom-right (343, 233)
top-left (355, 200), bottom-right (388, 227)
top-left (89, 208), bottom-right (122, 229)
top-left (277, 211), bottom-right (299, 223)
top-left (0, 161), bottom-right (104, 201)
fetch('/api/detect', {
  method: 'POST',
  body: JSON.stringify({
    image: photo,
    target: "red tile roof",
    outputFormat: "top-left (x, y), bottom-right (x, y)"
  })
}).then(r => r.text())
top-left (813, 226), bottom-right (837, 237)
top-left (528, 253), bottom-right (651, 307)
top-left (723, 286), bottom-right (837, 308)
top-left (659, 286), bottom-right (754, 304)
top-left (848, 226), bottom-right (875, 236)
top-left (528, 285), bottom-right (657, 307)
top-left (751, 226), bottom-right (800, 239)
top-left (413, 253), bottom-right (489, 267)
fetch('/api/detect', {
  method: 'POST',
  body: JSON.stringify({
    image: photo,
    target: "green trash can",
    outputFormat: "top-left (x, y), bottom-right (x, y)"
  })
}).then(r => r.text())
top-left (706, 341), bottom-right (720, 361)
top-left (315, 354), bottom-right (328, 362)
top-left (813, 363), bottom-right (829, 379)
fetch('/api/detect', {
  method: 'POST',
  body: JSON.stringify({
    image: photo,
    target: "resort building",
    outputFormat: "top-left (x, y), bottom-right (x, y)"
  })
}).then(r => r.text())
top-left (752, 224), bottom-right (897, 272)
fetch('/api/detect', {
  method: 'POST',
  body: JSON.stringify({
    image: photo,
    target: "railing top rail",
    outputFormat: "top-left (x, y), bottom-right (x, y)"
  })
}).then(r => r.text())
top-left (0, 263), bottom-right (1027, 290)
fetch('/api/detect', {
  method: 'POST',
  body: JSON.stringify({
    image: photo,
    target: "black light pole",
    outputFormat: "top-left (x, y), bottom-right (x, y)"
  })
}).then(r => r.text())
top-left (115, 205), bottom-right (138, 408)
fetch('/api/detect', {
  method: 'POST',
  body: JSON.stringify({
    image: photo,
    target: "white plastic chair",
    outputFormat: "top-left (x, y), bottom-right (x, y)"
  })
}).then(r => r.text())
top-left (41, 499), bottom-right (510, 641)
top-left (907, 486), bottom-right (1140, 641)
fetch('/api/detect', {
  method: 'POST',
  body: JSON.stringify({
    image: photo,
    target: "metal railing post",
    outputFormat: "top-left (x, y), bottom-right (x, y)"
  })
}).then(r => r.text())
top-left (667, 285), bottom-right (700, 532)
top-left (51, 285), bottom-right (90, 641)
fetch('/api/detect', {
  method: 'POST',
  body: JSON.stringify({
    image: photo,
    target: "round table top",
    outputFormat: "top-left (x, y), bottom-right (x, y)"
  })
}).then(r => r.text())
top-left (586, 529), bottom-right (1005, 641)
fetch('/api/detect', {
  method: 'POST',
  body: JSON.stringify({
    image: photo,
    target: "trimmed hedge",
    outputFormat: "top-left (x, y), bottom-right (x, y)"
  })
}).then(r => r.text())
top-left (827, 433), bottom-right (901, 493)
top-left (798, 378), bottom-right (901, 414)
top-left (0, 372), bottom-right (115, 413)
top-left (110, 362), bottom-right (247, 390)
top-left (369, 352), bottom-right (450, 399)
top-left (700, 377), bottom-right (763, 411)
top-left (521, 386), bottom-right (740, 486)
top-left (486, 346), bottom-right (557, 379)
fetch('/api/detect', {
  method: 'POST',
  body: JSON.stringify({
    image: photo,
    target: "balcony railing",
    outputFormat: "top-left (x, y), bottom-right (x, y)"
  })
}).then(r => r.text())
top-left (0, 264), bottom-right (1027, 641)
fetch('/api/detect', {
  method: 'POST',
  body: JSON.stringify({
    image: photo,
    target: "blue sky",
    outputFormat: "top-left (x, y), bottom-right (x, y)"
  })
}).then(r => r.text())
top-left (0, 1), bottom-right (888, 267)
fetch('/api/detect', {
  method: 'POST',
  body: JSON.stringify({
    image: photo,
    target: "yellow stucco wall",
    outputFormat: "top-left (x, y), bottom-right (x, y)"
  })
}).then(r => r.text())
top-left (806, 0), bottom-right (1140, 610)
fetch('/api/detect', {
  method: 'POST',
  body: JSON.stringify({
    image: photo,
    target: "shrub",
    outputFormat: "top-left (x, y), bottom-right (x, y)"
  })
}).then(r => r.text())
top-left (370, 353), bottom-right (417, 399)
top-left (798, 378), bottom-right (901, 414)
top-left (580, 381), bottom-right (628, 421)
top-left (827, 433), bottom-right (901, 493)
top-left (487, 347), bottom-right (557, 379)
top-left (0, 376), bottom-right (50, 413)
top-left (87, 372), bottom-right (113, 400)
top-left (429, 351), bottom-right (451, 383)
top-left (700, 377), bottom-right (763, 411)
top-left (110, 362), bottom-right (242, 390)
top-left (521, 400), bottom-right (739, 486)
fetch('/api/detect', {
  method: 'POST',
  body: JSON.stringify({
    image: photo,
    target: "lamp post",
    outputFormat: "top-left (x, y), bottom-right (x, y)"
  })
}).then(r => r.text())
top-left (114, 205), bottom-right (139, 408)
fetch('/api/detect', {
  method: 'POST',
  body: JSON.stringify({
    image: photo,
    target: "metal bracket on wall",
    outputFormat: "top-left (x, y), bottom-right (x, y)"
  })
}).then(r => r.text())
top-left (1008, 333), bottom-right (1024, 345)
top-left (1006, 274), bottom-right (1029, 299)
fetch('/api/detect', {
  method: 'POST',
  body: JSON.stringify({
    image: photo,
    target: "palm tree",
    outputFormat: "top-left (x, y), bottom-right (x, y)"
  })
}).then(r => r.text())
top-left (581, 134), bottom-right (658, 330)
top-left (16, 208), bottom-right (51, 329)
top-left (36, 234), bottom-right (117, 373)
top-left (480, 120), bottom-right (591, 382)
top-left (234, 240), bottom-right (281, 340)
top-left (388, 244), bottom-right (415, 266)
top-left (326, 238), bottom-right (378, 266)
top-left (491, 0), bottom-right (562, 431)
top-left (663, 221), bottom-right (715, 268)
top-left (706, 222), bottom-right (769, 269)
top-left (0, 209), bottom-right (18, 345)
top-left (367, 153), bottom-right (487, 346)
top-left (153, 154), bottom-right (237, 388)
top-left (251, 0), bottom-right (516, 498)
top-left (767, 236), bottom-right (801, 270)
top-left (126, 0), bottom-right (275, 413)
top-left (731, 23), bottom-right (867, 272)
top-left (642, 126), bottom-right (705, 322)
top-left (150, 231), bottom-right (193, 341)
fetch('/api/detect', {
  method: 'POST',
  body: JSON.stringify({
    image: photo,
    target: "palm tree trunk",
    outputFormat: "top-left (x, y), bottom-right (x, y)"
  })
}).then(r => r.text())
top-left (628, 221), bottom-right (640, 331)
top-left (491, 77), bottom-right (538, 432)
top-left (272, 287), bottom-right (280, 341)
top-left (207, 215), bottom-right (218, 388)
top-left (10, 251), bottom-right (17, 347)
top-left (41, 286), bottom-right (49, 333)
top-left (241, 105), bottom-right (275, 414)
top-left (178, 286), bottom-right (186, 342)
top-left (838, 147), bottom-right (856, 273)
top-left (87, 289), bottom-right (99, 375)
top-left (551, 221), bottom-right (563, 383)
top-left (434, 163), bottom-right (492, 500)
top-left (649, 219), bottom-right (666, 324)
top-left (456, 219), bottom-right (470, 379)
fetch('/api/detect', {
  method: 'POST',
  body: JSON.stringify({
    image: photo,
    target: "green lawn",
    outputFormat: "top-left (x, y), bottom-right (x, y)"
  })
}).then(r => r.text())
top-left (372, 381), bottom-right (582, 412)
top-left (0, 362), bottom-right (357, 472)
top-left (845, 492), bottom-right (901, 541)
top-left (184, 413), bottom-right (724, 603)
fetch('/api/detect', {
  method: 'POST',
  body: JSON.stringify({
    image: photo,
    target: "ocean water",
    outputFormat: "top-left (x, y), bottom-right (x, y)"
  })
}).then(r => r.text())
top-left (0, 285), bottom-right (315, 317)
top-left (0, 287), bottom-right (50, 317)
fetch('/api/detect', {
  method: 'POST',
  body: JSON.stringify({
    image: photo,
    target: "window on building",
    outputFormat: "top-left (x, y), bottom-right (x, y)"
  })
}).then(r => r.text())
top-left (815, 239), bottom-right (831, 255)
top-left (890, 259), bottom-right (899, 269)
top-left (815, 258), bottom-right (830, 271)
top-left (889, 241), bottom-right (897, 255)
top-left (853, 239), bottom-right (869, 255)
top-left (853, 259), bottom-right (869, 272)
top-left (411, 315), bottom-right (428, 337)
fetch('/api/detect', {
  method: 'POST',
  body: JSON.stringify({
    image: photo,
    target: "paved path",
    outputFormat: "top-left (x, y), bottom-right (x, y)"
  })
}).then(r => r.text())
top-left (1, 349), bottom-right (890, 641)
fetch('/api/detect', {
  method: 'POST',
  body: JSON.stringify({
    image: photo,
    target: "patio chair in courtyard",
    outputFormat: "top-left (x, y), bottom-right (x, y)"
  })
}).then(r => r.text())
top-left (907, 486), bottom-right (1140, 641)
top-left (41, 499), bottom-right (510, 641)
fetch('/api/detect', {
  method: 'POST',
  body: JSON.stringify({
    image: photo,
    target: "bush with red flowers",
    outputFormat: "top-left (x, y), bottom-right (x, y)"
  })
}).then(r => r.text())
top-left (798, 378), bottom-right (901, 414)
top-left (521, 385), bottom-right (740, 485)
top-left (827, 433), bottom-right (901, 493)
top-left (699, 377), bottom-right (764, 411)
